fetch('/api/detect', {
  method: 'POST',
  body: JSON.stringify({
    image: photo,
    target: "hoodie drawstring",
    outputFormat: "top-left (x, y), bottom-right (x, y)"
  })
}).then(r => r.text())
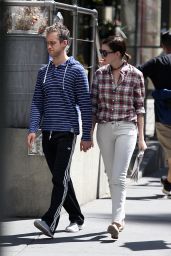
top-left (43, 60), bottom-right (51, 84)
top-left (62, 62), bottom-right (69, 90)
top-left (43, 61), bottom-right (69, 90)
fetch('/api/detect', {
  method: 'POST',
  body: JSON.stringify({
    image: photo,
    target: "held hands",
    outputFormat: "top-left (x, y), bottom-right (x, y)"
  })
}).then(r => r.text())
top-left (80, 140), bottom-right (93, 152)
top-left (80, 128), bottom-right (94, 152)
top-left (27, 132), bottom-right (36, 149)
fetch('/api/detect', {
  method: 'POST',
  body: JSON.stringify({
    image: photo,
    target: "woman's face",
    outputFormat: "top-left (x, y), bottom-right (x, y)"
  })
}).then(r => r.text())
top-left (99, 44), bottom-right (115, 65)
top-left (99, 43), bottom-right (122, 66)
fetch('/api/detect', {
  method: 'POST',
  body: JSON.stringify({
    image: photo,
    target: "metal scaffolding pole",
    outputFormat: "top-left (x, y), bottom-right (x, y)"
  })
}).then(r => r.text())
top-left (72, 1), bottom-right (78, 58)
top-left (90, 14), bottom-right (98, 84)
top-left (5, 1), bottom-right (97, 15)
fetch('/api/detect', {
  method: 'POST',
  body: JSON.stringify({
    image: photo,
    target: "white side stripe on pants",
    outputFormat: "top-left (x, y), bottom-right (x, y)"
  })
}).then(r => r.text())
top-left (50, 135), bottom-right (77, 232)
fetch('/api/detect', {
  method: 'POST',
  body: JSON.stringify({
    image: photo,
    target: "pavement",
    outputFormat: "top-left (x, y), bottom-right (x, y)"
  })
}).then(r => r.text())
top-left (1, 175), bottom-right (171, 256)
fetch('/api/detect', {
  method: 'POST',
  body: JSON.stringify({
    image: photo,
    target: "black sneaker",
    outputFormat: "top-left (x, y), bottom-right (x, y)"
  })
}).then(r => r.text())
top-left (161, 176), bottom-right (167, 184)
top-left (161, 176), bottom-right (171, 195)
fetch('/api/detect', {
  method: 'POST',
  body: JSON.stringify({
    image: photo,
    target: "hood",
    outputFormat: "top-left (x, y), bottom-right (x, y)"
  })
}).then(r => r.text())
top-left (43, 56), bottom-right (81, 89)
top-left (62, 56), bottom-right (81, 66)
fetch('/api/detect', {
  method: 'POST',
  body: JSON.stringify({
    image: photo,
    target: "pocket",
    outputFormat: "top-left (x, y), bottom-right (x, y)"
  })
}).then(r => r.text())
top-left (117, 122), bottom-right (137, 135)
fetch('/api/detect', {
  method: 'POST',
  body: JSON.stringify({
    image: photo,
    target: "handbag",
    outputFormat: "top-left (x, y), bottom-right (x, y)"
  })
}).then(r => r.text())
top-left (130, 151), bottom-right (144, 182)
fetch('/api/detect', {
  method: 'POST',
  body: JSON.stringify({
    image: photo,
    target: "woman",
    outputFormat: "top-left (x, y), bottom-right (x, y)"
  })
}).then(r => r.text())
top-left (91, 36), bottom-right (147, 239)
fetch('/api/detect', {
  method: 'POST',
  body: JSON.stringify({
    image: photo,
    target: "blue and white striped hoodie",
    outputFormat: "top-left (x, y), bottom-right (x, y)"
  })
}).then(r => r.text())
top-left (29, 56), bottom-right (92, 141)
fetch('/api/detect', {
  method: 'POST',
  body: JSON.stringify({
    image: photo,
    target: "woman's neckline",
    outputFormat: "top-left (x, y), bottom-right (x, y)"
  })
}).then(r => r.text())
top-left (110, 62), bottom-right (124, 71)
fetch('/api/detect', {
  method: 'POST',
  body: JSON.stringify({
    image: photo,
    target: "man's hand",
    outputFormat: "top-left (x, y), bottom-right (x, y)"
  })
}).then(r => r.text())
top-left (27, 132), bottom-right (36, 149)
top-left (80, 140), bottom-right (93, 152)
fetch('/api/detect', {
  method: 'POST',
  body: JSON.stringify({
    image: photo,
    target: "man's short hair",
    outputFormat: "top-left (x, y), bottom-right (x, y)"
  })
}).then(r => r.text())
top-left (46, 23), bottom-right (70, 43)
top-left (161, 30), bottom-right (171, 48)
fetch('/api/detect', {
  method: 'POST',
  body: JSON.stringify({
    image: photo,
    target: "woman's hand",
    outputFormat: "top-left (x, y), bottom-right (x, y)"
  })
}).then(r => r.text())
top-left (138, 139), bottom-right (147, 152)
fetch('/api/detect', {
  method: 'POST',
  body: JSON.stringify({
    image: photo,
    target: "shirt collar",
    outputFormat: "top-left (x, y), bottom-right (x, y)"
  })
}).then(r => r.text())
top-left (106, 61), bottom-right (128, 74)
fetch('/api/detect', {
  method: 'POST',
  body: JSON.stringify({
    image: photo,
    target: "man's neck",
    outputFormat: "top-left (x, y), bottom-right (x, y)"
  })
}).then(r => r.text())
top-left (52, 53), bottom-right (69, 66)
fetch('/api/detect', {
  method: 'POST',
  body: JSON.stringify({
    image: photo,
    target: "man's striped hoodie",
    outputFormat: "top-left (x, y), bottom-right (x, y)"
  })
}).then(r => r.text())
top-left (29, 56), bottom-right (92, 141)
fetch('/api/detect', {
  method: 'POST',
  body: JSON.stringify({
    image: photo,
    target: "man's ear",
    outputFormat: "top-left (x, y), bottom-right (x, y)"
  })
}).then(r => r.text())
top-left (62, 40), bottom-right (68, 47)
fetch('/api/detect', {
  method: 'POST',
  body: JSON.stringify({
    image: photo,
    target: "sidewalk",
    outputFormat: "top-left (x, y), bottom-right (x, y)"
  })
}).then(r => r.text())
top-left (1, 177), bottom-right (171, 256)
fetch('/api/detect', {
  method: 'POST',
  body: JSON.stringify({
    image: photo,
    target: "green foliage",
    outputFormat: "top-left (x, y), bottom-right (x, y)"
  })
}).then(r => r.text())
top-left (99, 21), bottom-right (116, 39)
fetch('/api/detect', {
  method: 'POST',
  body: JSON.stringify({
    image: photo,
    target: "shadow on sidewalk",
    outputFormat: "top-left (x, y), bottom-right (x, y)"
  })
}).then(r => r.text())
top-left (0, 230), bottom-right (117, 247)
top-left (121, 240), bottom-right (171, 251)
top-left (1, 233), bottom-right (171, 251)
top-left (126, 194), bottom-right (165, 200)
top-left (126, 213), bottom-right (171, 224)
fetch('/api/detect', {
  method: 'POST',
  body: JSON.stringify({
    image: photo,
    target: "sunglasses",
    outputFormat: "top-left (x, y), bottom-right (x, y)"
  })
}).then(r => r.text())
top-left (99, 49), bottom-right (114, 58)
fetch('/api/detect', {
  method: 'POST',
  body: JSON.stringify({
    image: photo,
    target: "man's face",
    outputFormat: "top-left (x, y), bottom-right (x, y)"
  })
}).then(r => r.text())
top-left (46, 32), bottom-right (67, 58)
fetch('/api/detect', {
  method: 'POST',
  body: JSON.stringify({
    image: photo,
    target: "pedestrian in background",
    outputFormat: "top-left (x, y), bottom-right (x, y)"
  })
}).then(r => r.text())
top-left (91, 35), bottom-right (147, 239)
top-left (27, 23), bottom-right (92, 238)
top-left (138, 30), bottom-right (171, 196)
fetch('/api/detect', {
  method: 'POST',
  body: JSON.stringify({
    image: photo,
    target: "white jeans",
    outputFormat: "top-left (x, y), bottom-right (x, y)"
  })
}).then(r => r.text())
top-left (97, 121), bottom-right (137, 224)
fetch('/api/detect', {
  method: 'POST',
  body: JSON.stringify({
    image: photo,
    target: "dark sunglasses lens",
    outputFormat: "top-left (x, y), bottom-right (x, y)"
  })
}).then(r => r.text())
top-left (99, 49), bottom-right (107, 57)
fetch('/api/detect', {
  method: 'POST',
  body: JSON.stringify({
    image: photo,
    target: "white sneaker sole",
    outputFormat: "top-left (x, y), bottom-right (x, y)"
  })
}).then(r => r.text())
top-left (162, 188), bottom-right (171, 195)
top-left (65, 223), bottom-right (84, 233)
top-left (78, 224), bottom-right (84, 230)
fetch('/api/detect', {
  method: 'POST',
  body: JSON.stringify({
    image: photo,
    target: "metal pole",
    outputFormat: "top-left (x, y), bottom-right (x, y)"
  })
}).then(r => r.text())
top-left (49, 2), bottom-right (54, 25)
top-left (90, 12), bottom-right (98, 84)
top-left (134, 0), bottom-right (139, 66)
top-left (72, 1), bottom-right (78, 58)
top-left (5, 1), bottom-right (97, 16)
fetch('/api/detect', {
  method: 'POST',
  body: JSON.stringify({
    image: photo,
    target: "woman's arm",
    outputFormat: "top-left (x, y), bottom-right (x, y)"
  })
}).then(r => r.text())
top-left (137, 114), bottom-right (147, 151)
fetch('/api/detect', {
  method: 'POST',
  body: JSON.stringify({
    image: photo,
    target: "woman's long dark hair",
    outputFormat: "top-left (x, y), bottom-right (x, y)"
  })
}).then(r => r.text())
top-left (102, 36), bottom-right (131, 61)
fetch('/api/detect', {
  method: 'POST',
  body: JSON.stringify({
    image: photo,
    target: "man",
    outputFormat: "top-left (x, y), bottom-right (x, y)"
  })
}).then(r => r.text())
top-left (27, 23), bottom-right (92, 238)
top-left (138, 30), bottom-right (171, 196)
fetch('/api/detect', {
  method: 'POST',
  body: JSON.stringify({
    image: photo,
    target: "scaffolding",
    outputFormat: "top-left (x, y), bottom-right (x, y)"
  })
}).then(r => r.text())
top-left (5, 0), bottom-right (98, 83)
top-left (3, 0), bottom-right (98, 129)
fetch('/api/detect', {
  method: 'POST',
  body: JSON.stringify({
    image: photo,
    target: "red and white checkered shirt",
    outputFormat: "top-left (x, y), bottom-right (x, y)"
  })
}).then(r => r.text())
top-left (91, 62), bottom-right (145, 123)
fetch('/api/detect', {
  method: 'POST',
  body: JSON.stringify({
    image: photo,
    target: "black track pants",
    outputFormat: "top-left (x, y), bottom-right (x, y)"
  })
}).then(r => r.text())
top-left (41, 131), bottom-right (84, 233)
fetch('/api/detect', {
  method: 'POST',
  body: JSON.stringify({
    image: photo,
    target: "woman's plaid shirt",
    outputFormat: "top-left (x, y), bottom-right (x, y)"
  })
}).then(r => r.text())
top-left (91, 63), bottom-right (145, 123)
